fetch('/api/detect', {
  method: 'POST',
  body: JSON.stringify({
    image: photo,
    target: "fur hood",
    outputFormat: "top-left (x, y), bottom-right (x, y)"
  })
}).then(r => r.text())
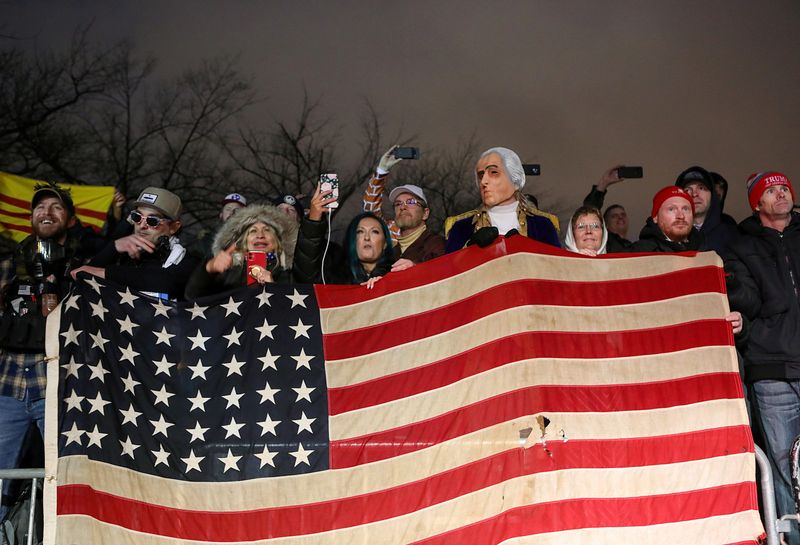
top-left (212, 204), bottom-right (298, 268)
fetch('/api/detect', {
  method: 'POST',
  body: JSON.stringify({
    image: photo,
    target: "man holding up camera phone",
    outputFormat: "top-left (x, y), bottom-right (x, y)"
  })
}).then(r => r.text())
top-left (362, 146), bottom-right (445, 271)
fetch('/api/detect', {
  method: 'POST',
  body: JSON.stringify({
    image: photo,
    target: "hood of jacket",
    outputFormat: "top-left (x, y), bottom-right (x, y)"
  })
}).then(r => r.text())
top-left (563, 216), bottom-right (608, 255)
top-left (212, 204), bottom-right (298, 268)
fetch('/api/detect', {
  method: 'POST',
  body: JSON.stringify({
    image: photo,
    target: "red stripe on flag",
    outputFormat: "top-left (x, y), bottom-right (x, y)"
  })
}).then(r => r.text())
top-left (328, 321), bottom-right (734, 415)
top-left (74, 205), bottom-right (108, 222)
top-left (314, 236), bottom-right (705, 307)
top-left (323, 282), bottom-right (727, 361)
top-left (410, 482), bottom-right (757, 545)
top-left (56, 426), bottom-right (752, 541)
top-left (330, 372), bottom-right (743, 467)
top-left (0, 192), bottom-right (30, 210)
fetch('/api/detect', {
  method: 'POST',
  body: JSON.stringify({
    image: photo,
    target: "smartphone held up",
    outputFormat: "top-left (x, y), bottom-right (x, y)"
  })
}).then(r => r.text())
top-left (320, 173), bottom-right (339, 209)
top-left (616, 166), bottom-right (643, 179)
top-left (392, 147), bottom-right (420, 160)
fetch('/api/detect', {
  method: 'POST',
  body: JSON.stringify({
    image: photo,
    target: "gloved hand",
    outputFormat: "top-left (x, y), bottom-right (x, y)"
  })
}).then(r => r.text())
top-left (467, 226), bottom-right (499, 248)
top-left (377, 146), bottom-right (403, 175)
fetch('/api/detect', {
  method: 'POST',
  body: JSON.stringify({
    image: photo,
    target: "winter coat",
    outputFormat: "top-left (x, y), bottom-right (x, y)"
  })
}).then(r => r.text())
top-left (723, 212), bottom-right (800, 380)
top-left (184, 205), bottom-right (297, 299)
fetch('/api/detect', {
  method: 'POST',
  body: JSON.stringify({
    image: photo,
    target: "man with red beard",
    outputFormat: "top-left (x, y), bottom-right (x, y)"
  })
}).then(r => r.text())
top-left (630, 186), bottom-right (705, 252)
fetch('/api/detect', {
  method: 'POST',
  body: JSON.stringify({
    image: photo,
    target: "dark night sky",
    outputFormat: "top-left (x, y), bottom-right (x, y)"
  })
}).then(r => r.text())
top-left (6, 1), bottom-right (800, 228)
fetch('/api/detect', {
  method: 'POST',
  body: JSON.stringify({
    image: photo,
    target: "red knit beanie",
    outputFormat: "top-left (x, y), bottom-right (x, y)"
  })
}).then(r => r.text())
top-left (651, 186), bottom-right (694, 218)
top-left (745, 171), bottom-right (794, 211)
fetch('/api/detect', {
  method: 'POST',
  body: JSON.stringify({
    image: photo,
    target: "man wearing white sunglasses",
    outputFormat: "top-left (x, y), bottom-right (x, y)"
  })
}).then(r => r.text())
top-left (71, 187), bottom-right (198, 300)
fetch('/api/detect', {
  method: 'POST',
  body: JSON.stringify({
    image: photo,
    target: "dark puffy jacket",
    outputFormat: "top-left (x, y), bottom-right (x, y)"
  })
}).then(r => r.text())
top-left (674, 166), bottom-right (739, 254)
top-left (630, 218), bottom-right (705, 253)
top-left (723, 212), bottom-right (800, 380)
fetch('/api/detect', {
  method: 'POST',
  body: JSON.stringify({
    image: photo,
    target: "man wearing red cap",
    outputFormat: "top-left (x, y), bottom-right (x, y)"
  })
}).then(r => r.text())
top-left (724, 171), bottom-right (800, 540)
top-left (630, 186), bottom-right (705, 252)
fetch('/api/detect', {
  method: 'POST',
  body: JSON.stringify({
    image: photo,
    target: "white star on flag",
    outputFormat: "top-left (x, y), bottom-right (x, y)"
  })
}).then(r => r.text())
top-left (181, 449), bottom-right (204, 473)
top-left (290, 319), bottom-right (312, 339)
top-left (63, 294), bottom-right (81, 312)
top-left (61, 423), bottom-right (84, 446)
top-left (257, 382), bottom-right (279, 404)
top-left (187, 303), bottom-right (208, 320)
top-left (222, 417), bottom-right (245, 439)
top-left (258, 349), bottom-right (279, 371)
top-left (223, 386), bottom-right (244, 409)
top-left (89, 331), bottom-right (109, 352)
top-left (86, 392), bottom-right (111, 415)
top-left (87, 361), bottom-right (109, 382)
top-left (63, 391), bottom-right (84, 412)
top-left (219, 449), bottom-right (242, 473)
top-left (152, 385), bottom-right (174, 407)
top-left (188, 359), bottom-right (210, 380)
top-left (290, 442), bottom-right (313, 467)
top-left (223, 355), bottom-right (246, 377)
top-left (188, 391), bottom-right (209, 413)
top-left (117, 288), bottom-right (138, 307)
top-left (89, 299), bottom-right (107, 319)
top-left (223, 326), bottom-right (243, 347)
top-left (62, 356), bottom-right (83, 379)
top-left (119, 404), bottom-right (142, 426)
top-left (116, 315), bottom-right (138, 335)
top-left (293, 411), bottom-right (316, 434)
top-left (255, 444), bottom-right (277, 468)
top-left (85, 425), bottom-right (107, 448)
top-left (119, 436), bottom-right (140, 459)
top-left (119, 342), bottom-right (140, 364)
top-left (257, 414), bottom-right (280, 436)
top-left (286, 289), bottom-right (308, 308)
top-left (221, 296), bottom-right (242, 317)
top-left (151, 299), bottom-right (171, 317)
top-left (152, 445), bottom-right (171, 467)
top-left (256, 289), bottom-right (272, 307)
top-left (150, 415), bottom-right (174, 437)
top-left (153, 355), bottom-right (176, 377)
top-left (85, 276), bottom-right (102, 294)
top-left (153, 326), bottom-right (175, 346)
top-left (293, 380), bottom-right (315, 402)
top-left (188, 330), bottom-right (210, 351)
top-left (120, 371), bottom-right (141, 394)
top-left (186, 422), bottom-right (209, 443)
top-left (255, 318), bottom-right (276, 340)
top-left (60, 324), bottom-right (82, 346)
top-left (292, 348), bottom-right (313, 370)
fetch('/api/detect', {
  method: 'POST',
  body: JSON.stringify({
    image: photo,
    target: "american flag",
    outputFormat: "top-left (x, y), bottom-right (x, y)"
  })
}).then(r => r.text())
top-left (44, 236), bottom-right (764, 544)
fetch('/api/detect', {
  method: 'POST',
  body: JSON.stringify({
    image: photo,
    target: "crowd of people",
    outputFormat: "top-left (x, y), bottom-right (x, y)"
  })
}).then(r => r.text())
top-left (1, 145), bottom-right (799, 539)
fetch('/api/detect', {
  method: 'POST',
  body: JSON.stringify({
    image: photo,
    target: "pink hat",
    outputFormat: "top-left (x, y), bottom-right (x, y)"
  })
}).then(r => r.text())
top-left (651, 186), bottom-right (694, 218)
top-left (746, 172), bottom-right (794, 211)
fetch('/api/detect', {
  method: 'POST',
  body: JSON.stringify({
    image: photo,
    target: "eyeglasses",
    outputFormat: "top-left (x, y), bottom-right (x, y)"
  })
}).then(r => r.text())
top-left (575, 222), bottom-right (602, 232)
top-left (393, 198), bottom-right (424, 209)
top-left (129, 210), bottom-right (169, 228)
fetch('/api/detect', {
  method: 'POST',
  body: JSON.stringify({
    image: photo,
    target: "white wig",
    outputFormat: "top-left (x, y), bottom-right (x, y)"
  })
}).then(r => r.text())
top-left (475, 147), bottom-right (526, 190)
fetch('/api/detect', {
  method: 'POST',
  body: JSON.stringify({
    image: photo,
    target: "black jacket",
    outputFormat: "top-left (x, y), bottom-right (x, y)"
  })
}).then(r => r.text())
top-left (293, 217), bottom-right (390, 285)
top-left (630, 218), bottom-right (705, 253)
top-left (723, 212), bottom-right (800, 380)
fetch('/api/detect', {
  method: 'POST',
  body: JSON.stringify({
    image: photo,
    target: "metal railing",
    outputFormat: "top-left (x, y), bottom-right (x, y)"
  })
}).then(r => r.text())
top-left (0, 468), bottom-right (44, 545)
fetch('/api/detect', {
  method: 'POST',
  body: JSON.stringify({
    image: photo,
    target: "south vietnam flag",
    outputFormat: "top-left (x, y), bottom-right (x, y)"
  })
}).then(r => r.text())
top-left (0, 171), bottom-right (115, 243)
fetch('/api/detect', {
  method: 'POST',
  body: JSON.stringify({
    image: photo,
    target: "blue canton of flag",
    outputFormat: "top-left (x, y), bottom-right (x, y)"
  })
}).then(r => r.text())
top-left (57, 275), bottom-right (328, 481)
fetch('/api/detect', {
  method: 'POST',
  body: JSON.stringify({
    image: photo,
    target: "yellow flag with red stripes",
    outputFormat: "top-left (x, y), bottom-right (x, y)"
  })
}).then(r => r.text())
top-left (0, 172), bottom-right (114, 243)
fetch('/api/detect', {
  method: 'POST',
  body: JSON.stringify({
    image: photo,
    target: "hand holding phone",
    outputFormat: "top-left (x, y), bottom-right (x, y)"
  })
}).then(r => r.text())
top-left (392, 147), bottom-right (420, 160)
top-left (616, 166), bottom-right (643, 179)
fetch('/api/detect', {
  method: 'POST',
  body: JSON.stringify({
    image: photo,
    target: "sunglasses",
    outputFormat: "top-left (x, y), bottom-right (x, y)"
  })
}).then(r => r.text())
top-left (129, 210), bottom-right (170, 228)
top-left (392, 198), bottom-right (424, 209)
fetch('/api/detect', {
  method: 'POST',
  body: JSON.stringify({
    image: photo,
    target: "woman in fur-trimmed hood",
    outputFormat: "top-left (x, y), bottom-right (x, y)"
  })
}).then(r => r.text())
top-left (185, 204), bottom-right (298, 299)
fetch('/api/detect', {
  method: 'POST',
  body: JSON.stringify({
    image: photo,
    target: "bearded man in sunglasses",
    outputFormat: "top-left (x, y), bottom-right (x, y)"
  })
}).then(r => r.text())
top-left (72, 187), bottom-right (198, 301)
